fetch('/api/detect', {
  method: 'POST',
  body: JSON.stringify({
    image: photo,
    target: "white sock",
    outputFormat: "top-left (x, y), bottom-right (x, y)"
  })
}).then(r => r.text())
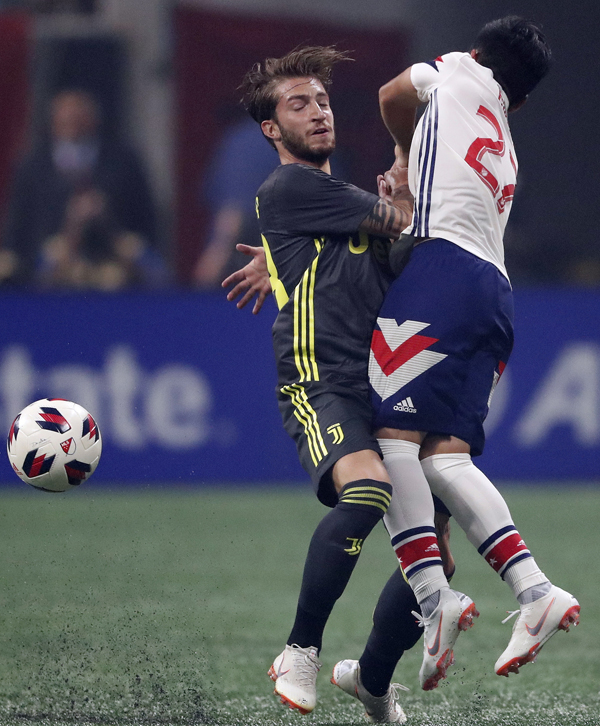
top-left (380, 439), bottom-right (449, 604)
top-left (421, 453), bottom-right (547, 599)
top-left (421, 453), bottom-right (513, 545)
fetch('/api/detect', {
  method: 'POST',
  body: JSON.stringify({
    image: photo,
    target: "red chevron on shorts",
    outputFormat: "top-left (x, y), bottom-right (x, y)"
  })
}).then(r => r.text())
top-left (371, 329), bottom-right (439, 377)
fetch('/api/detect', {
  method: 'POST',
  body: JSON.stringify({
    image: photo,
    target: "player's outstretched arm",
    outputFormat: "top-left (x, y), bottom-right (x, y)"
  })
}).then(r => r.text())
top-left (379, 67), bottom-right (423, 163)
top-left (221, 244), bottom-right (271, 314)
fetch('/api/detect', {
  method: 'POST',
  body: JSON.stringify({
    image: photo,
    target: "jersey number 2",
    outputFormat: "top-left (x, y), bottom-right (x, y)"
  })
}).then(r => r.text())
top-left (465, 105), bottom-right (515, 214)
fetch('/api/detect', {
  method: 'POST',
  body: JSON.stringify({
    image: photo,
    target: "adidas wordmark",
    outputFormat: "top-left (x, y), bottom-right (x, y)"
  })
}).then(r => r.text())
top-left (393, 397), bottom-right (417, 414)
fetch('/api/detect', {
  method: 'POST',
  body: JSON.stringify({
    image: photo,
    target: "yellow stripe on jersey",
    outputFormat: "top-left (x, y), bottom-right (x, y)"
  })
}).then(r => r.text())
top-left (308, 239), bottom-right (322, 379)
top-left (281, 384), bottom-right (328, 467)
top-left (293, 279), bottom-right (305, 379)
top-left (262, 234), bottom-right (289, 310)
top-left (299, 262), bottom-right (311, 379)
top-left (292, 238), bottom-right (323, 381)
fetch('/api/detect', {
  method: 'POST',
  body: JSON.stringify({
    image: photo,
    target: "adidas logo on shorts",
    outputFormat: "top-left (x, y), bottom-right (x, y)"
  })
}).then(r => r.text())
top-left (393, 396), bottom-right (417, 414)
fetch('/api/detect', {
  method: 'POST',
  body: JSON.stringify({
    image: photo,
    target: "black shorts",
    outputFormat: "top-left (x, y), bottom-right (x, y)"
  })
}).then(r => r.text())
top-left (277, 380), bottom-right (381, 508)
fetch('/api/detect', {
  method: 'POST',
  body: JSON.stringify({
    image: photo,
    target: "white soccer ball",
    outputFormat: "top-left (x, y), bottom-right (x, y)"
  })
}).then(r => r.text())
top-left (7, 398), bottom-right (102, 492)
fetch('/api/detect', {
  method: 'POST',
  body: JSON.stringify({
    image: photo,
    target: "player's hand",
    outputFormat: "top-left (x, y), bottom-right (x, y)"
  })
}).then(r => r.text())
top-left (383, 160), bottom-right (411, 204)
top-left (221, 244), bottom-right (271, 314)
top-left (378, 159), bottom-right (412, 226)
top-left (377, 174), bottom-right (392, 201)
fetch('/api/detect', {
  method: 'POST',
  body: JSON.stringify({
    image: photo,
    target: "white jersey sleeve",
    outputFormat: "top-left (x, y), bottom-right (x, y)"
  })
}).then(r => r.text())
top-left (410, 55), bottom-right (452, 103)
top-left (406, 52), bottom-right (517, 280)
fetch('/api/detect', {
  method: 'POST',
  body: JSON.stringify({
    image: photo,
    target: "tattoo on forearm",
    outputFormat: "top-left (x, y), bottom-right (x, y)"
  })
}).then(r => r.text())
top-left (366, 200), bottom-right (403, 236)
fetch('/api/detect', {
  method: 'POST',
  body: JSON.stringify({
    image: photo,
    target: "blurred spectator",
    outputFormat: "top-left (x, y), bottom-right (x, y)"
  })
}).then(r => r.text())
top-left (193, 117), bottom-right (279, 288)
top-left (1, 88), bottom-right (166, 289)
top-left (36, 187), bottom-right (166, 290)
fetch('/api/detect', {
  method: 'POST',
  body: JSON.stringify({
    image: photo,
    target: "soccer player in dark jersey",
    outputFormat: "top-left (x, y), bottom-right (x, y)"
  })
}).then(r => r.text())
top-left (224, 46), bottom-right (477, 721)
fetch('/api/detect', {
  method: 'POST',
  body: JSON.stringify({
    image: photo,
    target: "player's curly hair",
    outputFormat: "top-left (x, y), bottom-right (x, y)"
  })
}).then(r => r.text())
top-left (240, 45), bottom-right (352, 125)
top-left (473, 16), bottom-right (551, 108)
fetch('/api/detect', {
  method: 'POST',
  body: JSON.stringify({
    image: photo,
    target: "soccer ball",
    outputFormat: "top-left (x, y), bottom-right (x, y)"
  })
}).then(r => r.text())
top-left (7, 398), bottom-right (102, 492)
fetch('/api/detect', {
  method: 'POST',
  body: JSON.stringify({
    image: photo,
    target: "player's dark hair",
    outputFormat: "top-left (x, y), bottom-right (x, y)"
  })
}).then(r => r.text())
top-left (473, 16), bottom-right (551, 108)
top-left (240, 46), bottom-right (351, 145)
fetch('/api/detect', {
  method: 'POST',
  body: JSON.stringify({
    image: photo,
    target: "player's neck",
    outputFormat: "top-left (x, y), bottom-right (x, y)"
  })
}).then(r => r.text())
top-left (278, 150), bottom-right (331, 174)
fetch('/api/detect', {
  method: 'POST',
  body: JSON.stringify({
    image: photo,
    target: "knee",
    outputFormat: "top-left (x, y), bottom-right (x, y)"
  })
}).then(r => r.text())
top-left (421, 452), bottom-right (472, 496)
top-left (332, 450), bottom-right (390, 493)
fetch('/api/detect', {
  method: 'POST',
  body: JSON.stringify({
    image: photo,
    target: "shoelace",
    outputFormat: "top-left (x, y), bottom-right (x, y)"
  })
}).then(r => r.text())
top-left (290, 650), bottom-right (321, 686)
top-left (389, 682), bottom-right (410, 697)
top-left (375, 683), bottom-right (409, 720)
top-left (502, 609), bottom-right (520, 624)
top-left (411, 610), bottom-right (425, 627)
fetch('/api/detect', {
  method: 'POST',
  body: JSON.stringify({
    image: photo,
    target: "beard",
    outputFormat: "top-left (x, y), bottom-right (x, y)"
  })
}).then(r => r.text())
top-left (279, 124), bottom-right (335, 165)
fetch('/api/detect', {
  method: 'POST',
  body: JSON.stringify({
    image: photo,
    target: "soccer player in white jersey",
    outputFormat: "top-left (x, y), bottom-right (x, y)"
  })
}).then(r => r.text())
top-left (332, 17), bottom-right (580, 710)
top-left (226, 20), bottom-right (580, 722)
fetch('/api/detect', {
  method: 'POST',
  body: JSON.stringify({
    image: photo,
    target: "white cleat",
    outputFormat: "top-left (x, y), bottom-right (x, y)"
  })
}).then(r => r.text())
top-left (331, 659), bottom-right (408, 724)
top-left (268, 644), bottom-right (321, 714)
top-left (495, 585), bottom-right (580, 677)
top-left (413, 588), bottom-right (479, 691)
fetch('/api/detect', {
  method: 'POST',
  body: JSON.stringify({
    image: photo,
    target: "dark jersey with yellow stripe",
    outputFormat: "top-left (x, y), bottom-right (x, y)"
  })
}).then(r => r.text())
top-left (257, 163), bottom-right (393, 390)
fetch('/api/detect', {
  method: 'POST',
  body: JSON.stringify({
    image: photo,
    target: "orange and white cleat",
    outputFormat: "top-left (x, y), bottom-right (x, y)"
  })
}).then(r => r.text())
top-left (495, 585), bottom-right (580, 677)
top-left (413, 588), bottom-right (479, 691)
top-left (268, 643), bottom-right (321, 714)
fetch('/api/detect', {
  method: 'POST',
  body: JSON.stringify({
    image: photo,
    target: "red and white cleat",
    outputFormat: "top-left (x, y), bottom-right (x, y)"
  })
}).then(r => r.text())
top-left (413, 589), bottom-right (479, 691)
top-left (495, 585), bottom-right (580, 677)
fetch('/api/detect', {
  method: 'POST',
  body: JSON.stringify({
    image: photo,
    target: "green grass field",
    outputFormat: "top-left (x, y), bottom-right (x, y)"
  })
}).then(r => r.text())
top-left (0, 485), bottom-right (597, 726)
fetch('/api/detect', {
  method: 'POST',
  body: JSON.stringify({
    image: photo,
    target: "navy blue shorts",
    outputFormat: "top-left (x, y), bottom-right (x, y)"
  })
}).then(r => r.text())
top-left (369, 239), bottom-right (514, 457)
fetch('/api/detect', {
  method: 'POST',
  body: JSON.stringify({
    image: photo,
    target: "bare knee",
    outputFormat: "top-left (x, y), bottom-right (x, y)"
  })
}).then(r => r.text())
top-left (331, 449), bottom-right (390, 493)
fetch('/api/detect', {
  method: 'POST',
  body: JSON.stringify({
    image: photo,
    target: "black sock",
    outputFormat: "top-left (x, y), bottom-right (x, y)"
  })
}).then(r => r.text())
top-left (359, 568), bottom-right (422, 697)
top-left (287, 479), bottom-right (392, 651)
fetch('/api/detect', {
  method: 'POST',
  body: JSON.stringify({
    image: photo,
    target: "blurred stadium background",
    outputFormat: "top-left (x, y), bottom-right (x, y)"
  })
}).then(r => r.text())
top-left (0, 1), bottom-right (598, 725)
top-left (0, 0), bottom-right (598, 487)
